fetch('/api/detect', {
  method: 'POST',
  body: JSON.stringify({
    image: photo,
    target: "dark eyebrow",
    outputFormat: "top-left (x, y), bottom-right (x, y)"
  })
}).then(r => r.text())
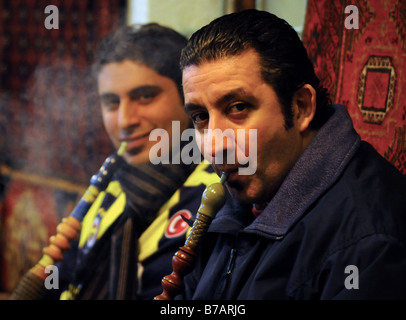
top-left (216, 88), bottom-right (252, 106)
top-left (99, 93), bottom-right (118, 101)
top-left (99, 85), bottom-right (162, 100)
top-left (184, 88), bottom-right (255, 113)
top-left (128, 85), bottom-right (162, 96)
top-left (184, 102), bottom-right (203, 115)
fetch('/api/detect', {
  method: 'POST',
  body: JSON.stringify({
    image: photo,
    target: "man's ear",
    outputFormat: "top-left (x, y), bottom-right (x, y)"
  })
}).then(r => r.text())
top-left (292, 84), bottom-right (317, 132)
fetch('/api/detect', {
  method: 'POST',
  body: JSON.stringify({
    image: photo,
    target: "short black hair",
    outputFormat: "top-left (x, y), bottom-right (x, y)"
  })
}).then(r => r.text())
top-left (93, 23), bottom-right (188, 98)
top-left (180, 9), bottom-right (331, 129)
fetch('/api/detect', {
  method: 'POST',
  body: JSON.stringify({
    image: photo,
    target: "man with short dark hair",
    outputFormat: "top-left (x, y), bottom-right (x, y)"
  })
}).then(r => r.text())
top-left (179, 9), bottom-right (406, 299)
top-left (11, 23), bottom-right (219, 300)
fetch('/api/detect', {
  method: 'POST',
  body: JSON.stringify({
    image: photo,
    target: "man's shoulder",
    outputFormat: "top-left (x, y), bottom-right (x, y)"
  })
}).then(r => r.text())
top-left (346, 141), bottom-right (406, 188)
top-left (321, 140), bottom-right (406, 239)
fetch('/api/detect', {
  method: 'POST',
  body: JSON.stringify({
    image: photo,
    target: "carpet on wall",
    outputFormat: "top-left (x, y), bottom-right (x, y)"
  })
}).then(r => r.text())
top-left (302, 0), bottom-right (406, 174)
top-left (0, 0), bottom-right (125, 293)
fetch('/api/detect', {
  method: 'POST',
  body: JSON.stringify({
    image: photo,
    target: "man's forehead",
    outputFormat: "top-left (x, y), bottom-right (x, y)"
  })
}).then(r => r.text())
top-left (183, 52), bottom-right (262, 95)
top-left (183, 49), bottom-right (261, 77)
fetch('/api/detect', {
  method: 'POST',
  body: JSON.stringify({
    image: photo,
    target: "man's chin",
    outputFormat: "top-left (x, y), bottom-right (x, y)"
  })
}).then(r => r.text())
top-left (124, 151), bottom-right (150, 166)
top-left (225, 182), bottom-right (255, 205)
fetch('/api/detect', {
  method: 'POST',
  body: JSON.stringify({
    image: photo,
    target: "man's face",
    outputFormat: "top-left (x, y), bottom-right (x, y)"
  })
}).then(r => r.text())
top-left (97, 59), bottom-right (190, 165)
top-left (182, 49), bottom-right (306, 205)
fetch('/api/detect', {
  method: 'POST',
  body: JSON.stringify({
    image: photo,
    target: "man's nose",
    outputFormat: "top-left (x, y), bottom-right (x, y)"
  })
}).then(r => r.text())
top-left (205, 118), bottom-right (235, 165)
top-left (118, 99), bottom-right (141, 130)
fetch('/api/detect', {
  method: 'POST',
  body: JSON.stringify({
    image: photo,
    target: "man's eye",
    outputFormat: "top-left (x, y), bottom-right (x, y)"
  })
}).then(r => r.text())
top-left (229, 102), bottom-right (248, 113)
top-left (101, 99), bottom-right (120, 111)
top-left (138, 93), bottom-right (156, 102)
top-left (131, 90), bottom-right (159, 104)
top-left (191, 112), bottom-right (209, 126)
top-left (227, 102), bottom-right (252, 121)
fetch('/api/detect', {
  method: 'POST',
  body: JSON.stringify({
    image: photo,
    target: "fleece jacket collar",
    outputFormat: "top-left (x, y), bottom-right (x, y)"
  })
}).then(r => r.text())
top-left (210, 104), bottom-right (361, 238)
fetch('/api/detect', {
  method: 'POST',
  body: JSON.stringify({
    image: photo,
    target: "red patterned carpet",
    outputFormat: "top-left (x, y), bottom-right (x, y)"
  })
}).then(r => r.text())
top-left (0, 0), bottom-right (124, 293)
top-left (302, 0), bottom-right (406, 174)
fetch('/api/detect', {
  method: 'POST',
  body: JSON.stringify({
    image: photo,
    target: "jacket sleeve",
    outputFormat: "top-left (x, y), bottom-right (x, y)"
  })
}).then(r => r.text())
top-left (295, 234), bottom-right (406, 299)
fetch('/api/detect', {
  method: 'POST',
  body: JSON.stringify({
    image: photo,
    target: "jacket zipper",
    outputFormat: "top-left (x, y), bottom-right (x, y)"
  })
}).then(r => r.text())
top-left (225, 248), bottom-right (237, 278)
top-left (214, 247), bottom-right (237, 299)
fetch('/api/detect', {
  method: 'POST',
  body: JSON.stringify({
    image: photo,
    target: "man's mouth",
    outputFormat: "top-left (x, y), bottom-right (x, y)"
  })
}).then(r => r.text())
top-left (215, 165), bottom-right (239, 181)
top-left (121, 132), bottom-right (151, 152)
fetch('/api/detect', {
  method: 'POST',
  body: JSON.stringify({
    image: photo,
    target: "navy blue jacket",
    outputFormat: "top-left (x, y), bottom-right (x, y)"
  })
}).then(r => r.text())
top-left (180, 105), bottom-right (406, 300)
